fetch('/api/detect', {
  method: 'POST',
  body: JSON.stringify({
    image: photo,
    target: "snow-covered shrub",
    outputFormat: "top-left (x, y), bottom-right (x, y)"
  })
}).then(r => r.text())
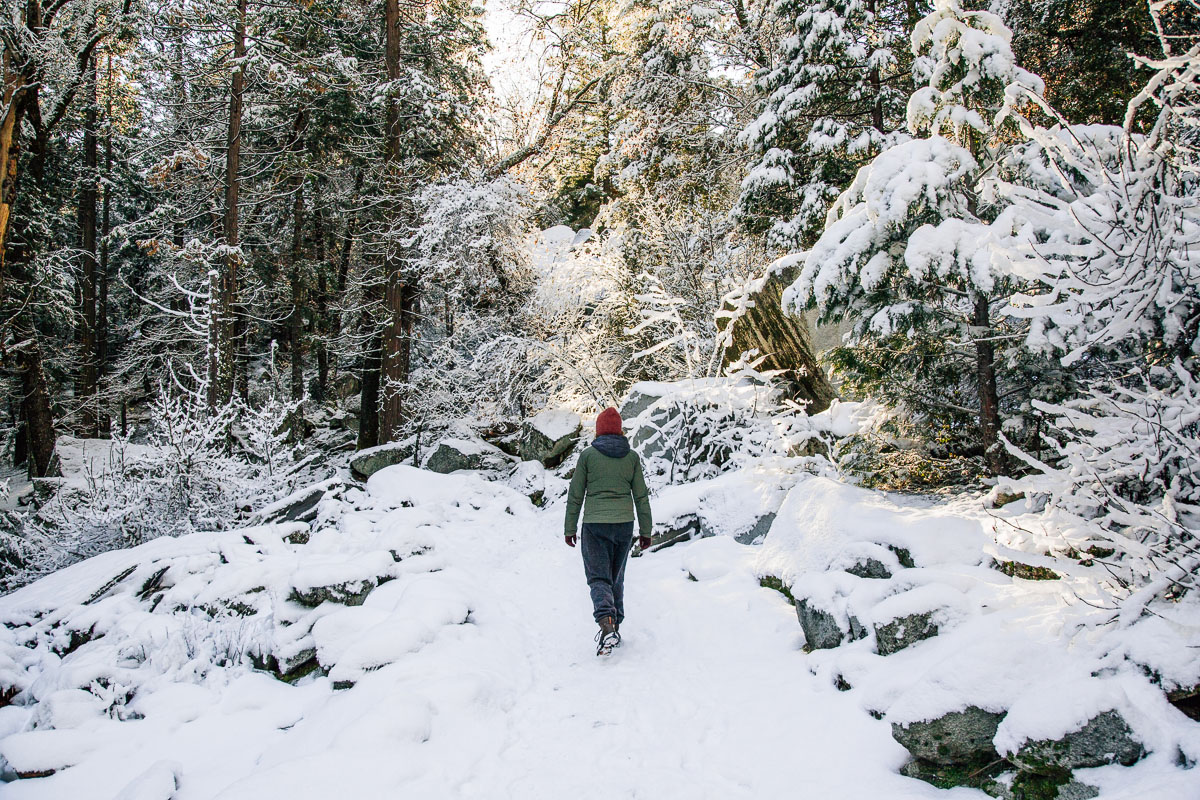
top-left (995, 4), bottom-right (1200, 614)
top-left (624, 375), bottom-right (830, 485)
top-left (17, 376), bottom-right (309, 588)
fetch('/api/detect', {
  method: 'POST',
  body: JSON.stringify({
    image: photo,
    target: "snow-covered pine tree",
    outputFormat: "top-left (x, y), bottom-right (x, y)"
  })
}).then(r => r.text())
top-left (785, 0), bottom-right (1044, 474)
top-left (734, 0), bottom-right (919, 250)
top-left (994, 2), bottom-right (1200, 612)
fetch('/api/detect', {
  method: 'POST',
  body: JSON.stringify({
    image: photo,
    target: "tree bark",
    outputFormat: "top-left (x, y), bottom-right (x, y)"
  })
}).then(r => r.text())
top-left (209, 0), bottom-right (247, 409)
top-left (357, 332), bottom-right (382, 450)
top-left (288, 108), bottom-right (308, 401)
top-left (973, 294), bottom-right (1005, 475)
top-left (313, 207), bottom-right (328, 402)
top-left (375, 0), bottom-right (417, 442)
top-left (379, 277), bottom-right (416, 442)
top-left (75, 55), bottom-right (99, 437)
top-left (97, 54), bottom-right (112, 436)
top-left (17, 335), bottom-right (57, 477)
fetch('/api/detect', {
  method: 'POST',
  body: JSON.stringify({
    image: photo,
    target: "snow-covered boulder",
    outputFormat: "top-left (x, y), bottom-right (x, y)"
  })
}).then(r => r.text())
top-left (654, 467), bottom-right (795, 546)
top-left (1009, 710), bottom-right (1145, 772)
top-left (253, 478), bottom-right (344, 525)
top-left (518, 409), bottom-right (581, 466)
top-left (350, 440), bottom-right (414, 480)
top-left (425, 436), bottom-right (513, 474)
top-left (891, 706), bottom-right (1005, 766)
top-left (796, 598), bottom-right (866, 650)
top-left (756, 476), bottom-right (987, 587)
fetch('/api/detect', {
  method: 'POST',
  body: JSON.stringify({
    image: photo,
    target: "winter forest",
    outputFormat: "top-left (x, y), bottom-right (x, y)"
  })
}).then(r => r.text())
top-left (0, 0), bottom-right (1198, 796)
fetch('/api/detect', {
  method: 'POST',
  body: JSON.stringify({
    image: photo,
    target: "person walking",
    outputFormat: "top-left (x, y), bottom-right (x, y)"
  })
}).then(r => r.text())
top-left (564, 406), bottom-right (653, 656)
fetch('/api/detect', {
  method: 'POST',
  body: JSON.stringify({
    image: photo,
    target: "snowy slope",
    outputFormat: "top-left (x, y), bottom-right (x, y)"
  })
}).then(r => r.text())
top-left (0, 465), bottom-right (1197, 799)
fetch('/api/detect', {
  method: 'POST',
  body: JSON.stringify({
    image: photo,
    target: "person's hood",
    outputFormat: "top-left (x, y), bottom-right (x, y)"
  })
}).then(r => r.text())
top-left (591, 434), bottom-right (631, 459)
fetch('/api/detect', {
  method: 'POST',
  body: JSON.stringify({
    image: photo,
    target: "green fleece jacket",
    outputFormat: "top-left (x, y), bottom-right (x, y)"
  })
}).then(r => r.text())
top-left (564, 440), bottom-right (653, 537)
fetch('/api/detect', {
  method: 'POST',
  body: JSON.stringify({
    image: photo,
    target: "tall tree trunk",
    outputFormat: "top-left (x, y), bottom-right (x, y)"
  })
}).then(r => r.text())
top-left (2, 37), bottom-right (57, 476)
top-left (973, 294), bottom-right (1004, 475)
top-left (357, 332), bottom-right (382, 450)
top-left (288, 108), bottom-right (308, 401)
top-left (867, 0), bottom-right (884, 133)
top-left (209, 0), bottom-right (247, 409)
top-left (379, 278), bottom-right (416, 442)
top-left (75, 55), bottom-right (99, 437)
top-left (97, 54), bottom-right (112, 436)
top-left (313, 207), bottom-right (328, 402)
top-left (18, 337), bottom-right (57, 477)
top-left (375, 0), bottom-right (418, 443)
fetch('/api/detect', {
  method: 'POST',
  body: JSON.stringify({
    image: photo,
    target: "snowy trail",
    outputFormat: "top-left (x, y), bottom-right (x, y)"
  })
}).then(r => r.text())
top-left (190, 493), bottom-right (933, 800)
top-left (1, 464), bottom-right (964, 800)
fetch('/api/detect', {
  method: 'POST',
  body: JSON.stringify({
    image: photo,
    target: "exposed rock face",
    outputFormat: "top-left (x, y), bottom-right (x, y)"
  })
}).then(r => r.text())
top-left (518, 410), bottom-right (581, 466)
top-left (620, 386), bottom-right (663, 421)
top-left (290, 578), bottom-right (377, 607)
top-left (1010, 710), bottom-right (1145, 772)
top-left (846, 558), bottom-right (892, 580)
top-left (892, 707), bottom-right (1006, 765)
top-left (425, 437), bottom-right (512, 474)
top-left (730, 512), bottom-right (776, 545)
top-left (717, 263), bottom-right (836, 413)
top-left (257, 483), bottom-right (328, 524)
top-left (796, 599), bottom-right (865, 650)
top-left (875, 610), bottom-right (939, 655)
top-left (650, 514), bottom-right (701, 550)
top-left (350, 441), bottom-right (414, 480)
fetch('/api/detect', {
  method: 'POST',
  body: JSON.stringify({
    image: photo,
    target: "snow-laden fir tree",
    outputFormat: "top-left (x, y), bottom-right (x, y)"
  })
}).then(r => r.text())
top-left (994, 2), bottom-right (1200, 613)
top-left (734, 0), bottom-right (919, 250)
top-left (785, 0), bottom-right (1044, 474)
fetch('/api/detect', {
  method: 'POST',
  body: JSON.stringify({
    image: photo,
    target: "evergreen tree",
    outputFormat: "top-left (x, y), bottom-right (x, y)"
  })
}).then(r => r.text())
top-left (734, 0), bottom-right (921, 250)
top-left (786, 0), bottom-right (1044, 473)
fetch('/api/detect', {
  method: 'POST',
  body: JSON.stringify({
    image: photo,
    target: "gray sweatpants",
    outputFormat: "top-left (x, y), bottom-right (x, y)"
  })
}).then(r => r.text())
top-left (580, 521), bottom-right (634, 623)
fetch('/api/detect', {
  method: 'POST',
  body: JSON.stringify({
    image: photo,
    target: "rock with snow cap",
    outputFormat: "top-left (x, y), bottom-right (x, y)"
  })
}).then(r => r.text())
top-left (518, 409), bottom-right (581, 466)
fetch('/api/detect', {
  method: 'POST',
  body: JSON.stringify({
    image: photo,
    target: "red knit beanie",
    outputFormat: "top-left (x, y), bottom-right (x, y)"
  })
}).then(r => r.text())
top-left (596, 407), bottom-right (623, 436)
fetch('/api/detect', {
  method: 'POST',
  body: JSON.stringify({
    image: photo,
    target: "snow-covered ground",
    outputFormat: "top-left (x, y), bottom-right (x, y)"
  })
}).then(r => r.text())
top-left (0, 465), bottom-right (1197, 798)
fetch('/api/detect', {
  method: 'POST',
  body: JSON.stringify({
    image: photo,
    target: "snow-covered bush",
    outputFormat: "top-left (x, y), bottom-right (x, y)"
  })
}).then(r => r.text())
top-left (624, 375), bottom-right (830, 485)
top-left (18, 376), bottom-right (308, 587)
top-left (994, 3), bottom-right (1200, 614)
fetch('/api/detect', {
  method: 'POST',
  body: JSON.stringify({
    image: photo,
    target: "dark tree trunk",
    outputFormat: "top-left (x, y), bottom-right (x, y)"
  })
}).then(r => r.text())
top-left (209, 0), bottom-right (247, 409)
top-left (17, 336), bottom-right (57, 477)
top-left (719, 265), bottom-right (837, 413)
top-left (97, 55), bottom-right (112, 436)
top-left (287, 108), bottom-right (308, 401)
top-left (973, 294), bottom-right (1005, 476)
top-left (75, 55), bottom-right (99, 437)
top-left (375, 0), bottom-right (418, 443)
top-left (313, 207), bottom-right (328, 402)
top-left (867, 0), bottom-right (884, 133)
top-left (357, 332), bottom-right (382, 450)
top-left (379, 277), bottom-right (416, 442)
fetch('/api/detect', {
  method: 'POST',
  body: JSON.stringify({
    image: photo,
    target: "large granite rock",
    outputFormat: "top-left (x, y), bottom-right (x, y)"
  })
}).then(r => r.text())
top-left (425, 437), bottom-right (512, 474)
top-left (729, 512), bottom-right (776, 545)
top-left (649, 514), bottom-right (701, 550)
top-left (892, 706), bottom-right (1006, 765)
top-left (518, 410), bottom-right (581, 466)
top-left (796, 599), bottom-right (865, 650)
top-left (875, 610), bottom-right (939, 655)
top-left (290, 578), bottom-right (378, 607)
top-left (350, 441), bottom-right (414, 480)
top-left (846, 558), bottom-right (892, 579)
top-left (1010, 710), bottom-right (1144, 772)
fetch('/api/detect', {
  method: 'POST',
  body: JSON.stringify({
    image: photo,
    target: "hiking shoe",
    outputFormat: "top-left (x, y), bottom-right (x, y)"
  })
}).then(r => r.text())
top-left (595, 616), bottom-right (621, 656)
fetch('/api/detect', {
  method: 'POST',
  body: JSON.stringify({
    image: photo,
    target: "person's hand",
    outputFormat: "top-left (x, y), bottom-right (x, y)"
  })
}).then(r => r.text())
top-left (638, 535), bottom-right (652, 551)
top-left (565, 534), bottom-right (577, 548)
